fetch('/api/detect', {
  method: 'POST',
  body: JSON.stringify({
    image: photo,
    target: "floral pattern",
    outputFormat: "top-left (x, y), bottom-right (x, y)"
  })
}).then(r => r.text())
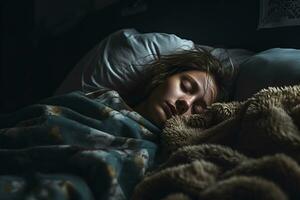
top-left (0, 90), bottom-right (161, 200)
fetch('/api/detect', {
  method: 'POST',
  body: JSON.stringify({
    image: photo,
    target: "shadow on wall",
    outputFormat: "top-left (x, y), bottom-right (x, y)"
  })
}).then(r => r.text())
top-left (1, 0), bottom-right (121, 113)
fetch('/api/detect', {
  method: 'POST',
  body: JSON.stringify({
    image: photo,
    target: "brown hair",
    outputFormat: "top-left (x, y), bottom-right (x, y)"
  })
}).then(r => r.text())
top-left (135, 46), bottom-right (235, 104)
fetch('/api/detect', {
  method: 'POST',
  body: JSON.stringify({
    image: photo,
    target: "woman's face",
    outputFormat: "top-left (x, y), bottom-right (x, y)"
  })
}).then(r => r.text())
top-left (134, 70), bottom-right (218, 128)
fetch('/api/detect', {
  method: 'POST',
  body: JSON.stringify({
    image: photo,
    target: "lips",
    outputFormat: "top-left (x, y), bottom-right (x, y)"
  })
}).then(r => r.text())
top-left (163, 101), bottom-right (177, 119)
top-left (166, 102), bottom-right (177, 115)
top-left (163, 102), bottom-right (172, 119)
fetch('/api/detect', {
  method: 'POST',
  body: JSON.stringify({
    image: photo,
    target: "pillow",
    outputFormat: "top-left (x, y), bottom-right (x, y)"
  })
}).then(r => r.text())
top-left (55, 28), bottom-right (194, 95)
top-left (55, 29), bottom-right (254, 101)
top-left (82, 28), bottom-right (195, 94)
top-left (233, 48), bottom-right (300, 101)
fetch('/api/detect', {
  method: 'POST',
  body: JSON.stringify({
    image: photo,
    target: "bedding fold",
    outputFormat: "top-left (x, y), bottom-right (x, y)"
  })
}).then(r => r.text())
top-left (132, 85), bottom-right (300, 200)
top-left (0, 90), bottom-right (160, 200)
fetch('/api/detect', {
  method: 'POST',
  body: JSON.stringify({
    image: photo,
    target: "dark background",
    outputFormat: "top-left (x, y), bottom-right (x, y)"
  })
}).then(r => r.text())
top-left (1, 0), bottom-right (300, 113)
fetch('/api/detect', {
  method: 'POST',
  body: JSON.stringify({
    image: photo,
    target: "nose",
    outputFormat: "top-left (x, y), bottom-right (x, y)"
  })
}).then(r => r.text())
top-left (175, 99), bottom-right (191, 115)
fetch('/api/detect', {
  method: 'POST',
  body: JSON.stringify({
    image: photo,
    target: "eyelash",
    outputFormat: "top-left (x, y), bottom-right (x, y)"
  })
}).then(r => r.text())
top-left (193, 103), bottom-right (207, 114)
top-left (181, 79), bottom-right (192, 93)
top-left (181, 77), bottom-right (207, 113)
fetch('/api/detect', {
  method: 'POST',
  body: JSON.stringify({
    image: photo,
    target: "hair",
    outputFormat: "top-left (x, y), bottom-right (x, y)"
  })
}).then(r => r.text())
top-left (136, 46), bottom-right (236, 103)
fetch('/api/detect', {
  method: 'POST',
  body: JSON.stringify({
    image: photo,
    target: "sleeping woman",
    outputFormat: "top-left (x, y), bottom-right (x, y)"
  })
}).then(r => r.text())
top-left (132, 46), bottom-right (233, 128)
top-left (0, 47), bottom-right (232, 200)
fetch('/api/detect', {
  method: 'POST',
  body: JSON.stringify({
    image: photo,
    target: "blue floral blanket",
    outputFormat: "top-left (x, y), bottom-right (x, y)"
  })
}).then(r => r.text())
top-left (0, 90), bottom-right (160, 200)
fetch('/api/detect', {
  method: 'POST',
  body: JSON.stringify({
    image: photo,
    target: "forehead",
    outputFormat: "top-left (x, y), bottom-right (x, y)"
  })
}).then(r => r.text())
top-left (184, 70), bottom-right (208, 79)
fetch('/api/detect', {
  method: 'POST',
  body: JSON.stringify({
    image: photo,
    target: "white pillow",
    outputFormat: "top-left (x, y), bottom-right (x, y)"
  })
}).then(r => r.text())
top-left (233, 48), bottom-right (300, 101)
top-left (55, 29), bottom-right (194, 95)
top-left (55, 29), bottom-right (254, 99)
top-left (82, 28), bottom-right (195, 94)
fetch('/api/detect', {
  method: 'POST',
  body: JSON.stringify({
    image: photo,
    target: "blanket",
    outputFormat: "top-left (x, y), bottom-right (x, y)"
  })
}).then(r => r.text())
top-left (0, 90), bottom-right (160, 200)
top-left (132, 85), bottom-right (300, 200)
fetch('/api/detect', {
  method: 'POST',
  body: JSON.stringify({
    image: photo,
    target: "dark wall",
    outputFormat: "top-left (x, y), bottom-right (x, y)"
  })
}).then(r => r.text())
top-left (120, 0), bottom-right (300, 50)
top-left (1, 0), bottom-right (300, 113)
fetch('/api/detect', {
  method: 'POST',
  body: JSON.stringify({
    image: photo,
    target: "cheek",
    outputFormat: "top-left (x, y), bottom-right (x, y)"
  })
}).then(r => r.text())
top-left (149, 78), bottom-right (182, 104)
top-left (163, 81), bottom-right (182, 101)
top-left (151, 84), bottom-right (170, 101)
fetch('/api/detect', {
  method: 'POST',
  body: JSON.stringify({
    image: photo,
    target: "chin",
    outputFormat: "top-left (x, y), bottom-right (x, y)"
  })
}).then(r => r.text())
top-left (152, 106), bottom-right (166, 128)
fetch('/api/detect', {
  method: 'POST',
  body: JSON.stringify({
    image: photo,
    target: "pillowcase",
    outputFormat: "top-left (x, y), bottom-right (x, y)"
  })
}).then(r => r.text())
top-left (81, 28), bottom-right (195, 94)
top-left (55, 29), bottom-right (254, 102)
top-left (233, 48), bottom-right (300, 101)
top-left (55, 29), bottom-right (195, 95)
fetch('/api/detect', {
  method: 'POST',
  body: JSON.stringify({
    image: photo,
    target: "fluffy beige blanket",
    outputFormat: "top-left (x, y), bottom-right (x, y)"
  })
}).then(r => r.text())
top-left (132, 85), bottom-right (300, 200)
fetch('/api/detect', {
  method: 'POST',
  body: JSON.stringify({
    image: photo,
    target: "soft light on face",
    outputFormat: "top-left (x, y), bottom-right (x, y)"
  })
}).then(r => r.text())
top-left (134, 70), bottom-right (218, 128)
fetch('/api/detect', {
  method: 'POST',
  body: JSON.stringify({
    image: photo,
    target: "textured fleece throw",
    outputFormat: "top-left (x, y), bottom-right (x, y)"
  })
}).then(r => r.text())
top-left (132, 85), bottom-right (300, 200)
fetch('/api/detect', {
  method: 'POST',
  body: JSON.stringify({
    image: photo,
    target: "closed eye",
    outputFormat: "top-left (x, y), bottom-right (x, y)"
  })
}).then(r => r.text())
top-left (181, 76), bottom-right (197, 94)
top-left (193, 101), bottom-right (207, 114)
top-left (181, 79), bottom-right (193, 93)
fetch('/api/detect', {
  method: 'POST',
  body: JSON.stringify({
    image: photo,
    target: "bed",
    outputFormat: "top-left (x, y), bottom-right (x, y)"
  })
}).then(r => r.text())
top-left (1, 29), bottom-right (300, 200)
